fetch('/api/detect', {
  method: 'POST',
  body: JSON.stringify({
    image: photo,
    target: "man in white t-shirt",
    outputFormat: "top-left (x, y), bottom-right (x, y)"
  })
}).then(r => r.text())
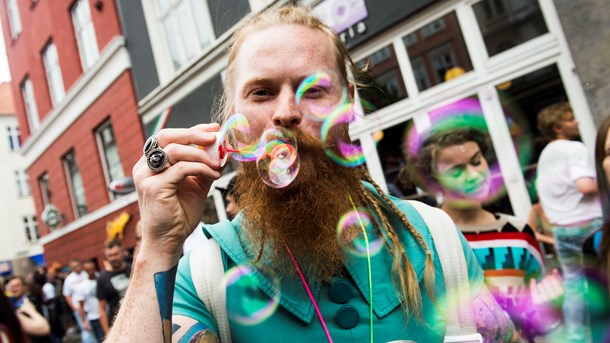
top-left (74, 260), bottom-right (103, 343)
top-left (63, 259), bottom-right (94, 343)
top-left (536, 101), bottom-right (602, 342)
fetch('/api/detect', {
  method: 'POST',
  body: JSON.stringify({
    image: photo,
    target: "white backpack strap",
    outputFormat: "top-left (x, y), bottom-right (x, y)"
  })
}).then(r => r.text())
top-left (190, 238), bottom-right (232, 342)
top-left (407, 201), bottom-right (482, 342)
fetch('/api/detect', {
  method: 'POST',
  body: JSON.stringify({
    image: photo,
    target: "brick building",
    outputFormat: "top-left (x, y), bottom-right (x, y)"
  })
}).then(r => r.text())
top-left (0, 0), bottom-right (143, 266)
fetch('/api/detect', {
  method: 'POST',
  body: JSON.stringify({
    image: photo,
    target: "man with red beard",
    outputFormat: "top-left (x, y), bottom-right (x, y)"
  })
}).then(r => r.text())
top-left (107, 6), bottom-right (516, 343)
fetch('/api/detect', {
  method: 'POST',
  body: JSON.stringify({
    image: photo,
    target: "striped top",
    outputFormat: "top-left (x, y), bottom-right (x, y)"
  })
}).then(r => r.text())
top-left (459, 214), bottom-right (544, 304)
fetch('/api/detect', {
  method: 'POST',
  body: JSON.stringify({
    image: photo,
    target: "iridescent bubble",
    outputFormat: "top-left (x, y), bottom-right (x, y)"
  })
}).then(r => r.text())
top-left (321, 102), bottom-right (366, 167)
top-left (336, 208), bottom-right (383, 257)
top-left (256, 128), bottom-right (300, 188)
top-left (223, 265), bottom-right (280, 326)
top-left (404, 97), bottom-right (506, 204)
top-left (222, 113), bottom-right (260, 162)
top-left (296, 71), bottom-right (347, 121)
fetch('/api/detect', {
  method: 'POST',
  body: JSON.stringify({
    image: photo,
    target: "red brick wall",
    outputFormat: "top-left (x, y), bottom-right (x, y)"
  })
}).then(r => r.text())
top-left (0, 0), bottom-right (122, 141)
top-left (43, 202), bottom-right (141, 266)
top-left (28, 71), bottom-right (144, 236)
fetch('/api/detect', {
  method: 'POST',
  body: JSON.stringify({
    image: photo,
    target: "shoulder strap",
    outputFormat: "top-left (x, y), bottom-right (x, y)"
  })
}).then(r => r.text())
top-left (190, 238), bottom-right (232, 343)
top-left (407, 201), bottom-right (481, 341)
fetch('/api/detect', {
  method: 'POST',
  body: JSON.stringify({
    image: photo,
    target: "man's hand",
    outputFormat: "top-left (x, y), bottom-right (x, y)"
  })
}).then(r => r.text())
top-left (133, 123), bottom-right (223, 260)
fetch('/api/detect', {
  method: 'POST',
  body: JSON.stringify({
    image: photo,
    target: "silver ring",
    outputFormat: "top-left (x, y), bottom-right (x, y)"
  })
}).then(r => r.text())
top-left (147, 147), bottom-right (169, 172)
top-left (143, 136), bottom-right (159, 155)
top-left (144, 136), bottom-right (169, 172)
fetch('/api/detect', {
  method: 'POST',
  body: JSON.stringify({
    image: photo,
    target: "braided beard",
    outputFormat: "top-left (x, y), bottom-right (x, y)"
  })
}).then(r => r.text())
top-left (235, 127), bottom-right (362, 281)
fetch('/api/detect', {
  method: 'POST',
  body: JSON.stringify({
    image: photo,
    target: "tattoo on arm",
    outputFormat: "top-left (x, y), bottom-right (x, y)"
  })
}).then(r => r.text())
top-left (472, 287), bottom-right (515, 343)
top-left (172, 316), bottom-right (218, 343)
top-left (154, 265), bottom-right (178, 343)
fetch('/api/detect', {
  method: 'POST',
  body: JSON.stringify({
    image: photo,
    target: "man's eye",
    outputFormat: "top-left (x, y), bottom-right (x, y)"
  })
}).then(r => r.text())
top-left (471, 158), bottom-right (481, 166)
top-left (252, 89), bottom-right (272, 97)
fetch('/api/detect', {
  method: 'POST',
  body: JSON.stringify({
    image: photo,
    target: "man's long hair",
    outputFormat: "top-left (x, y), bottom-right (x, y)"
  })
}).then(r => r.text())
top-left (214, 6), bottom-right (436, 319)
top-left (594, 114), bottom-right (610, 292)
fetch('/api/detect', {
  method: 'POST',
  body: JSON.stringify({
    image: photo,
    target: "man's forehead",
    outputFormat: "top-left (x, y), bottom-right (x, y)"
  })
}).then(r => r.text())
top-left (233, 25), bottom-right (338, 81)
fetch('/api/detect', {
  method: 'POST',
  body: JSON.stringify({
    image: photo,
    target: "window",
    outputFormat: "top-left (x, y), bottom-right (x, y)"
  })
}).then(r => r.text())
top-left (96, 121), bottom-right (124, 188)
top-left (71, 0), bottom-right (99, 71)
top-left (5, 0), bottom-right (22, 39)
top-left (357, 45), bottom-right (408, 111)
top-left (404, 12), bottom-right (473, 92)
top-left (155, 0), bottom-right (215, 70)
top-left (6, 125), bottom-right (21, 151)
top-left (42, 41), bottom-right (66, 106)
top-left (21, 78), bottom-right (40, 131)
top-left (63, 150), bottom-right (88, 217)
top-left (473, 0), bottom-right (548, 56)
top-left (23, 216), bottom-right (39, 243)
top-left (38, 173), bottom-right (51, 205)
top-left (14, 170), bottom-right (30, 197)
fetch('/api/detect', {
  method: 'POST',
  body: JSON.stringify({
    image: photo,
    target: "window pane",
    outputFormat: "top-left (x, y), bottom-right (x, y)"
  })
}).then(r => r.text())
top-left (21, 79), bottom-right (40, 131)
top-left (162, 15), bottom-right (183, 70)
top-left (176, 1), bottom-right (198, 60)
top-left (404, 12), bottom-right (473, 92)
top-left (43, 43), bottom-right (66, 105)
top-left (39, 173), bottom-right (51, 205)
top-left (494, 64), bottom-right (567, 204)
top-left (99, 124), bottom-right (125, 183)
top-left (64, 151), bottom-right (88, 217)
top-left (6, 0), bottom-right (22, 38)
top-left (189, 0), bottom-right (213, 48)
top-left (72, 0), bottom-right (99, 70)
top-left (473, 0), bottom-right (548, 56)
top-left (357, 45), bottom-right (407, 111)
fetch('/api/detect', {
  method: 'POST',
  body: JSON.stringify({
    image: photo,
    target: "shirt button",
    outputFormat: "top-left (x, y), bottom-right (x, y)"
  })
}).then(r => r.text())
top-left (329, 279), bottom-right (353, 304)
top-left (335, 305), bottom-right (359, 329)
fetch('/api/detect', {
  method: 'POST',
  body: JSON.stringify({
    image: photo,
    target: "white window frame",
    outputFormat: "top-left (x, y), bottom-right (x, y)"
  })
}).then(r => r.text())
top-left (21, 78), bottom-right (40, 132)
top-left (62, 150), bottom-right (88, 218)
top-left (71, 0), bottom-right (100, 71)
top-left (140, 0), bottom-right (216, 84)
top-left (6, 125), bottom-right (21, 151)
top-left (14, 169), bottom-right (30, 197)
top-left (23, 215), bottom-right (39, 243)
top-left (42, 41), bottom-right (66, 106)
top-left (5, 0), bottom-right (22, 39)
top-left (95, 120), bottom-right (125, 200)
top-left (344, 0), bottom-right (594, 219)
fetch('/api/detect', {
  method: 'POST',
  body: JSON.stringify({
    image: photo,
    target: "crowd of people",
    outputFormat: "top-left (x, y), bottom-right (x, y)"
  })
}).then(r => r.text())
top-left (1, 240), bottom-right (135, 343)
top-left (3, 5), bottom-right (610, 342)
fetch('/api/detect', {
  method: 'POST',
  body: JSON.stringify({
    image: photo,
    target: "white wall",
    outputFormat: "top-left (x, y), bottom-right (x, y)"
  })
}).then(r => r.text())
top-left (0, 115), bottom-right (42, 263)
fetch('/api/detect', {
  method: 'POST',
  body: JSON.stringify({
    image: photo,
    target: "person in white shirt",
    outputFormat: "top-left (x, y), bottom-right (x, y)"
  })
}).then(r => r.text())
top-left (62, 259), bottom-right (94, 343)
top-left (536, 101), bottom-right (602, 342)
top-left (74, 260), bottom-right (103, 343)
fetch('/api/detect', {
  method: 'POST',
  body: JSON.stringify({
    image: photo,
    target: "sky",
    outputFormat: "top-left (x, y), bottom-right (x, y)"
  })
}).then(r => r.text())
top-left (0, 16), bottom-right (11, 82)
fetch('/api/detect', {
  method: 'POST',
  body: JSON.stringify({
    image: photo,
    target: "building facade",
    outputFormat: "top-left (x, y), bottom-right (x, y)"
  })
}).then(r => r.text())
top-left (0, 82), bottom-right (42, 277)
top-left (0, 0), bottom-right (143, 267)
top-left (116, 0), bottom-right (609, 221)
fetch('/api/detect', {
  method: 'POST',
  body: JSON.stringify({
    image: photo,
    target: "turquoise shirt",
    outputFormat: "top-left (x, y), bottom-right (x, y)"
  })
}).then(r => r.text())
top-left (173, 193), bottom-right (484, 342)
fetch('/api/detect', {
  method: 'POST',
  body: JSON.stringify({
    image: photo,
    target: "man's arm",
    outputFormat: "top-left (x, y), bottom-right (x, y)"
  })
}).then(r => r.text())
top-left (98, 299), bottom-right (109, 335)
top-left (78, 299), bottom-right (90, 331)
top-left (64, 295), bottom-right (75, 312)
top-left (575, 177), bottom-right (598, 196)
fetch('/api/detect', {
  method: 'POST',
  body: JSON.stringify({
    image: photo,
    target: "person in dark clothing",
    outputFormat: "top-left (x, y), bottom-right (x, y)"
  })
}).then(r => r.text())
top-left (96, 240), bottom-right (131, 336)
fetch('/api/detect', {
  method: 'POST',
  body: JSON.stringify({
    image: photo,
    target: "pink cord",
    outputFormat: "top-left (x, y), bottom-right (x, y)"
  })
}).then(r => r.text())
top-left (285, 244), bottom-right (334, 343)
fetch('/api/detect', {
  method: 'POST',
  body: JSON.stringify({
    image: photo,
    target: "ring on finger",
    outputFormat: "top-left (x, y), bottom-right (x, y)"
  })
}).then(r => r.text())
top-left (144, 136), bottom-right (169, 172)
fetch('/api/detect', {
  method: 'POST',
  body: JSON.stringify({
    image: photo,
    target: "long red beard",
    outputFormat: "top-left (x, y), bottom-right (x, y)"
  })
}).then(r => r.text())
top-left (235, 128), bottom-right (362, 281)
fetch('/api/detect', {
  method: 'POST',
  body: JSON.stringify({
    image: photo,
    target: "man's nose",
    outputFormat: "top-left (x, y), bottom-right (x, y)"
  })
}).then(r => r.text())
top-left (272, 90), bottom-right (302, 129)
